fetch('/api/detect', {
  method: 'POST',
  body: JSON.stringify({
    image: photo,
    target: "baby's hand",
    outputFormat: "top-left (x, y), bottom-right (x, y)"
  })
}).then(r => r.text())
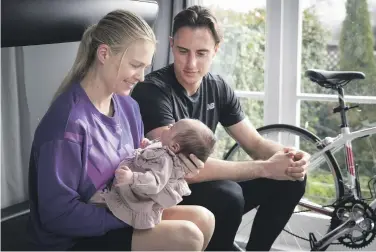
top-left (140, 138), bottom-right (152, 149)
top-left (114, 166), bottom-right (134, 185)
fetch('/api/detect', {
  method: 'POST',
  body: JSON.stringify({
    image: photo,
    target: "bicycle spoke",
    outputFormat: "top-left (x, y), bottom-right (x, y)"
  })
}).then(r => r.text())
top-left (226, 124), bottom-right (345, 251)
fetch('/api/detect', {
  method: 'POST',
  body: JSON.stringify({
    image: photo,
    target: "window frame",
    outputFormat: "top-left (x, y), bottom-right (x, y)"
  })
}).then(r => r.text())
top-left (193, 0), bottom-right (376, 128)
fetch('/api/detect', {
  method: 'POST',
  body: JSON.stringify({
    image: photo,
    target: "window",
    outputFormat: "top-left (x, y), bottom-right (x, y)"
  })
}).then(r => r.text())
top-left (202, 0), bottom-right (266, 92)
top-left (201, 0), bottom-right (266, 158)
top-left (300, 0), bottom-right (376, 96)
top-left (300, 0), bottom-right (376, 200)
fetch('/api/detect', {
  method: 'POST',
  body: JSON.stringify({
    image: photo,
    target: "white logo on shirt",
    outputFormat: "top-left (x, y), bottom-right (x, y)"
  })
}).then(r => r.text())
top-left (207, 103), bottom-right (215, 110)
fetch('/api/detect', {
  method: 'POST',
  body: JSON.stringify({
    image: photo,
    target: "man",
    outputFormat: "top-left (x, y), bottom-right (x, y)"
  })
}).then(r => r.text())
top-left (131, 5), bottom-right (309, 251)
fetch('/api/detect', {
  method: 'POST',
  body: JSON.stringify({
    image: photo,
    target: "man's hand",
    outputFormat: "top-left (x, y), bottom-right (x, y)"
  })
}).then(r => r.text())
top-left (262, 150), bottom-right (303, 181)
top-left (178, 153), bottom-right (204, 171)
top-left (283, 147), bottom-right (310, 181)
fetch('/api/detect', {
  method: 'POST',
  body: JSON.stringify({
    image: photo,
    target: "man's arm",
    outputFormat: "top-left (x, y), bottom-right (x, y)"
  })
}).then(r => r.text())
top-left (187, 157), bottom-right (267, 183)
top-left (215, 78), bottom-right (309, 181)
top-left (148, 125), bottom-right (267, 182)
top-left (225, 118), bottom-right (310, 181)
top-left (147, 126), bottom-right (303, 184)
top-left (225, 119), bottom-right (284, 160)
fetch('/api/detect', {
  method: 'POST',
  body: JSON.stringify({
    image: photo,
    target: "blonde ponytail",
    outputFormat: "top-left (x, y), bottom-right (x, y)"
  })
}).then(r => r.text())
top-left (52, 24), bottom-right (97, 103)
top-left (51, 9), bottom-right (156, 103)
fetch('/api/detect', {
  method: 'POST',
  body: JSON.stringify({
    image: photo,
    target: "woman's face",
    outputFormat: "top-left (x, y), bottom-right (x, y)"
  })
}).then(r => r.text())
top-left (101, 39), bottom-right (155, 96)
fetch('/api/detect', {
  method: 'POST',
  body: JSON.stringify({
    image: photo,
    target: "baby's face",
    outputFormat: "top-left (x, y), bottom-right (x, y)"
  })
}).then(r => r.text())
top-left (160, 124), bottom-right (174, 146)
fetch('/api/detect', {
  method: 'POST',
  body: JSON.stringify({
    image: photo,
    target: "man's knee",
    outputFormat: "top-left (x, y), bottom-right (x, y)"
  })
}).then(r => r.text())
top-left (208, 180), bottom-right (245, 213)
top-left (296, 175), bottom-right (307, 198)
top-left (284, 176), bottom-right (307, 203)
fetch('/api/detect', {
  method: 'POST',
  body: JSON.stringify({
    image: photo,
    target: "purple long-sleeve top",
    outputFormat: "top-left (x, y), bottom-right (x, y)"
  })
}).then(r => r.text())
top-left (27, 82), bottom-right (144, 250)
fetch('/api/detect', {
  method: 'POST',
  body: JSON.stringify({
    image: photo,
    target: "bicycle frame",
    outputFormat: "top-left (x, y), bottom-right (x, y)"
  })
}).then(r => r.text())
top-left (311, 85), bottom-right (376, 204)
top-left (301, 86), bottom-right (376, 250)
top-left (298, 125), bottom-right (376, 219)
top-left (309, 126), bottom-right (376, 200)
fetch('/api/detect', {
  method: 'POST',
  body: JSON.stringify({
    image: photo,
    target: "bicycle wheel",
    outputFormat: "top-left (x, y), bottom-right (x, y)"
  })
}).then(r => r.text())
top-left (224, 124), bottom-right (345, 251)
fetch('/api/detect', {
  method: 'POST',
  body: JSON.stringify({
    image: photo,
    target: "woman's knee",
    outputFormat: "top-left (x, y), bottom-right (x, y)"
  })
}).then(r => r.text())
top-left (189, 206), bottom-right (215, 231)
top-left (162, 205), bottom-right (215, 249)
top-left (132, 220), bottom-right (204, 251)
top-left (176, 221), bottom-right (205, 251)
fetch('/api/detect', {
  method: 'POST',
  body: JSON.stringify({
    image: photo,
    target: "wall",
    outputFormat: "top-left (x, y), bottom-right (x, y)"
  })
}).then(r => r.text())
top-left (1, 43), bottom-right (79, 208)
top-left (23, 42), bottom-right (80, 136)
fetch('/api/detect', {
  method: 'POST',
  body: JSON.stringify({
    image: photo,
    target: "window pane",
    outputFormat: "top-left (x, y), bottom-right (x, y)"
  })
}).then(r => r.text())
top-left (240, 98), bottom-right (264, 129)
top-left (301, 0), bottom-right (376, 96)
top-left (301, 101), bottom-right (376, 198)
top-left (201, 0), bottom-right (266, 91)
top-left (212, 98), bottom-right (264, 159)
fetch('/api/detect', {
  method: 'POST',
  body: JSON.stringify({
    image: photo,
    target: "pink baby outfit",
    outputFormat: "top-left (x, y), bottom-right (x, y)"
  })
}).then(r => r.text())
top-left (90, 142), bottom-right (195, 229)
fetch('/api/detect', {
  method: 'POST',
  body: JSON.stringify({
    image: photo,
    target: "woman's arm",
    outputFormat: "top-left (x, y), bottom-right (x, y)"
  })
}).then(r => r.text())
top-left (36, 139), bottom-right (127, 237)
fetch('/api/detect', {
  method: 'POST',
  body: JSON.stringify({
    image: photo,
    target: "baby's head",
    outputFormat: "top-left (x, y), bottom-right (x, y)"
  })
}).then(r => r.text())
top-left (160, 119), bottom-right (216, 163)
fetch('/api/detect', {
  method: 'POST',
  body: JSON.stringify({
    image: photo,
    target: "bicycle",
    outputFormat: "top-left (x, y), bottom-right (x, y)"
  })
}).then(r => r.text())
top-left (225, 69), bottom-right (376, 251)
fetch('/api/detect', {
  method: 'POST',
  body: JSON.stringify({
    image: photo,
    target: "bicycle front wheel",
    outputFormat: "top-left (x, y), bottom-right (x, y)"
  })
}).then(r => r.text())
top-left (224, 124), bottom-right (345, 251)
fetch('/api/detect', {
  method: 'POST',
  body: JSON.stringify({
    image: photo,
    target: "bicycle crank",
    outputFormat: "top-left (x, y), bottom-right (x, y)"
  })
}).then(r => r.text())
top-left (310, 199), bottom-right (376, 250)
top-left (309, 199), bottom-right (376, 251)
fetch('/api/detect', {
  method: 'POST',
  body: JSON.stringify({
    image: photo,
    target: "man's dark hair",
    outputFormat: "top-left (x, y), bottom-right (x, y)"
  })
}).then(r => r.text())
top-left (173, 120), bottom-right (216, 162)
top-left (172, 5), bottom-right (223, 45)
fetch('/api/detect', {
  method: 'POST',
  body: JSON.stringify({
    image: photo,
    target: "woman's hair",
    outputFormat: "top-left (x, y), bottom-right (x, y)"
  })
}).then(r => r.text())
top-left (172, 5), bottom-right (223, 45)
top-left (51, 9), bottom-right (156, 102)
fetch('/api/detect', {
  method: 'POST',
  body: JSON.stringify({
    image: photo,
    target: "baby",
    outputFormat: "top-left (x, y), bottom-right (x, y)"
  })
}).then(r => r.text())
top-left (90, 118), bottom-right (216, 229)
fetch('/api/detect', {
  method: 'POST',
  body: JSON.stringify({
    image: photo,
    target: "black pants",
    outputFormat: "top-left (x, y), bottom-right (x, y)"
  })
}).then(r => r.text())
top-left (180, 177), bottom-right (306, 251)
top-left (68, 227), bottom-right (134, 251)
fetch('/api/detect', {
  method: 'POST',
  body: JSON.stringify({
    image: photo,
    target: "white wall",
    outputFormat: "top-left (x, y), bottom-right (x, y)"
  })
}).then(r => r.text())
top-left (1, 43), bottom-right (79, 208)
top-left (23, 42), bottom-right (80, 136)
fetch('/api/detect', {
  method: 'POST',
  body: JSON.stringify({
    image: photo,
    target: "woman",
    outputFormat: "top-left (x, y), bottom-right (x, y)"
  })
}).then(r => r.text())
top-left (27, 9), bottom-right (214, 251)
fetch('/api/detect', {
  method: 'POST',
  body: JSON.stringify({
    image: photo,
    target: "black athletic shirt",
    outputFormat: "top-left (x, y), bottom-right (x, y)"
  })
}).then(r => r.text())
top-left (131, 64), bottom-right (245, 135)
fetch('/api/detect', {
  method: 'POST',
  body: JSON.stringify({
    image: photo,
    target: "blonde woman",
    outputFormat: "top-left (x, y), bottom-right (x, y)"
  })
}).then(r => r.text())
top-left (27, 10), bottom-right (214, 251)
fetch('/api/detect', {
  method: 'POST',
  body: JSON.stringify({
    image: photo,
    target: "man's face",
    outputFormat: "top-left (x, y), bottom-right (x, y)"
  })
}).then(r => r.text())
top-left (170, 26), bottom-right (218, 89)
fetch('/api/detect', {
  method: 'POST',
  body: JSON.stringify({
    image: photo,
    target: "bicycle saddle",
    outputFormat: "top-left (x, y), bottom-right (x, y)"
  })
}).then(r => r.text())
top-left (305, 69), bottom-right (365, 87)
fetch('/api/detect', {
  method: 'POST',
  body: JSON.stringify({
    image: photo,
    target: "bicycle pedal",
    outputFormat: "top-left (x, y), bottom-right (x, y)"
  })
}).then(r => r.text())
top-left (309, 233), bottom-right (319, 251)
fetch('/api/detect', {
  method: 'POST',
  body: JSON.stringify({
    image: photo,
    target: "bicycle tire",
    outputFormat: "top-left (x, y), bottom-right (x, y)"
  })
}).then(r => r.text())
top-left (224, 123), bottom-right (345, 251)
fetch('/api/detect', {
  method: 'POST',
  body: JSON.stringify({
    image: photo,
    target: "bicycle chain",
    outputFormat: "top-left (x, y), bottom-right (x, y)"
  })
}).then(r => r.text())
top-left (284, 200), bottom-right (376, 248)
top-left (282, 227), bottom-right (341, 245)
top-left (282, 206), bottom-right (341, 245)
top-left (329, 199), bottom-right (376, 249)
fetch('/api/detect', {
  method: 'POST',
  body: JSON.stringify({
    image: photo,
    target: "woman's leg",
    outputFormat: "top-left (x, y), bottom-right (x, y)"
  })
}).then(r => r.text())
top-left (132, 220), bottom-right (204, 251)
top-left (132, 205), bottom-right (215, 251)
top-left (69, 227), bottom-right (134, 251)
top-left (162, 205), bottom-right (215, 250)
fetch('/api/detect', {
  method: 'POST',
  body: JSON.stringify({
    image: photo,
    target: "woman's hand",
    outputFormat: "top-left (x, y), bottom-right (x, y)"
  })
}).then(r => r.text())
top-left (114, 166), bottom-right (134, 185)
